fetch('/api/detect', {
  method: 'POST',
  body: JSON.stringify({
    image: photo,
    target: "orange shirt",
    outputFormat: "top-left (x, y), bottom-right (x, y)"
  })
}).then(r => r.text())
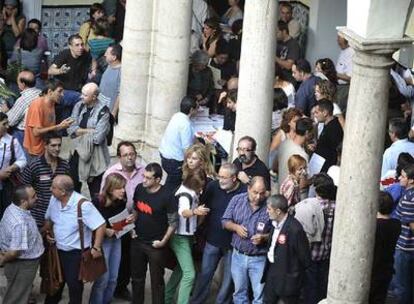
top-left (24, 97), bottom-right (56, 155)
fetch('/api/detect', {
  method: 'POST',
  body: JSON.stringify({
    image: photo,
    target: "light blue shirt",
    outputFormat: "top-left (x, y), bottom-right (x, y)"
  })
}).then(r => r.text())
top-left (381, 139), bottom-right (414, 178)
top-left (45, 191), bottom-right (105, 251)
top-left (159, 112), bottom-right (195, 161)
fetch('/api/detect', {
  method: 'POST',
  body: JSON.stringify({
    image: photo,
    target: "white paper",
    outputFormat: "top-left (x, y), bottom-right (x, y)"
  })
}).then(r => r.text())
top-left (308, 153), bottom-right (326, 177)
top-left (108, 209), bottom-right (135, 239)
top-left (213, 129), bottom-right (233, 154)
top-left (208, 64), bottom-right (223, 89)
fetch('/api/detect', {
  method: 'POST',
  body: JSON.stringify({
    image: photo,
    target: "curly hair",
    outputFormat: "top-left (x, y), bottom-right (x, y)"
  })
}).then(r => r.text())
top-left (182, 143), bottom-right (216, 180)
top-left (316, 79), bottom-right (336, 101)
top-left (316, 58), bottom-right (338, 84)
top-left (280, 108), bottom-right (303, 133)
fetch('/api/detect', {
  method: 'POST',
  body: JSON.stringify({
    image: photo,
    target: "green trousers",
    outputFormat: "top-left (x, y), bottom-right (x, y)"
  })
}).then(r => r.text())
top-left (165, 234), bottom-right (196, 304)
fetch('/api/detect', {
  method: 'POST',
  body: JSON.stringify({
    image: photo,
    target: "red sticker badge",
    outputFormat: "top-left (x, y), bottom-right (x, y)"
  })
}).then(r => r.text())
top-left (278, 234), bottom-right (286, 245)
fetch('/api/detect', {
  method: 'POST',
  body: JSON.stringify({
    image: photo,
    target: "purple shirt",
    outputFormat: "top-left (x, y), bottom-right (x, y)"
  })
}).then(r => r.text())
top-left (101, 161), bottom-right (145, 210)
top-left (222, 192), bottom-right (270, 255)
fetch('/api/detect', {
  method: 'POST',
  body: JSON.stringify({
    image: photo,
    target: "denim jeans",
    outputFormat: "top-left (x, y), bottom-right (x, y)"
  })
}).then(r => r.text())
top-left (393, 249), bottom-right (414, 304)
top-left (190, 242), bottom-right (233, 304)
top-left (231, 249), bottom-right (266, 304)
top-left (89, 237), bottom-right (122, 304)
top-left (160, 154), bottom-right (183, 193)
top-left (165, 235), bottom-right (196, 304)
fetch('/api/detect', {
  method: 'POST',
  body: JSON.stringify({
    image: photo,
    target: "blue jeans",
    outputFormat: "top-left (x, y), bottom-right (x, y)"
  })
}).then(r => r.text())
top-left (160, 154), bottom-right (183, 193)
top-left (231, 249), bottom-right (266, 304)
top-left (90, 237), bottom-right (122, 304)
top-left (393, 249), bottom-right (414, 304)
top-left (190, 242), bottom-right (233, 304)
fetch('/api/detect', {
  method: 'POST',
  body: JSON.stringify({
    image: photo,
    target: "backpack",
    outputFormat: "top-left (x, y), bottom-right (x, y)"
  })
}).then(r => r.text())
top-left (78, 103), bottom-right (115, 146)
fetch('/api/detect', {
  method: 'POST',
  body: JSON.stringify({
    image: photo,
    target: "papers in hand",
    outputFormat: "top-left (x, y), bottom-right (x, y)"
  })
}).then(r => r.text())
top-left (308, 153), bottom-right (326, 177)
top-left (108, 209), bottom-right (135, 239)
top-left (213, 129), bottom-right (233, 154)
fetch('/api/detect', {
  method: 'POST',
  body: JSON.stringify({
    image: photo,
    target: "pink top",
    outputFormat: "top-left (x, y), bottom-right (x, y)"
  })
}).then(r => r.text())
top-left (101, 161), bottom-right (145, 211)
top-left (280, 175), bottom-right (300, 206)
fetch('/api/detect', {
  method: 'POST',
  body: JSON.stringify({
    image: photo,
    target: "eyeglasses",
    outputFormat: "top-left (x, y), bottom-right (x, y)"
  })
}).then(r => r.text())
top-left (236, 147), bottom-right (254, 153)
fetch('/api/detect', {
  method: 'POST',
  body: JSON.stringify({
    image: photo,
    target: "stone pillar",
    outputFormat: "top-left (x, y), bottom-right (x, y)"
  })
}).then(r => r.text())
top-left (233, 0), bottom-right (278, 161)
top-left (321, 28), bottom-right (412, 304)
top-left (114, 0), bottom-right (154, 148)
top-left (144, 0), bottom-right (193, 161)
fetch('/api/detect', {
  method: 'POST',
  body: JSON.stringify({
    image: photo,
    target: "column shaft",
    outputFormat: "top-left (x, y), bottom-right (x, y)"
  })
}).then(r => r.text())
top-left (233, 0), bottom-right (278, 161)
top-left (325, 28), bottom-right (412, 304)
top-left (144, 0), bottom-right (193, 160)
top-left (115, 0), bottom-right (153, 146)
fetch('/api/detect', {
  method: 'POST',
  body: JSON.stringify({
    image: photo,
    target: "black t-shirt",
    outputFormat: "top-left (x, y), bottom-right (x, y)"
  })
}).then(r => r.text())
top-left (92, 197), bottom-right (127, 226)
top-left (233, 157), bottom-right (271, 191)
top-left (371, 218), bottom-right (401, 279)
top-left (53, 49), bottom-right (92, 91)
top-left (133, 184), bottom-right (177, 243)
top-left (276, 37), bottom-right (300, 83)
top-left (223, 108), bottom-right (236, 131)
top-left (202, 180), bottom-right (247, 248)
top-left (210, 59), bottom-right (238, 81)
top-left (315, 117), bottom-right (343, 172)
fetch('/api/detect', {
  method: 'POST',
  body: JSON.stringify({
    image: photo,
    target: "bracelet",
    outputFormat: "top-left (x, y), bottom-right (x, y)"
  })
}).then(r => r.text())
top-left (92, 247), bottom-right (101, 252)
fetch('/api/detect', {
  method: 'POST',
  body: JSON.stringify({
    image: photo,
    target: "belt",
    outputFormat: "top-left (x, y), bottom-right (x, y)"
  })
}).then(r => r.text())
top-left (234, 248), bottom-right (265, 257)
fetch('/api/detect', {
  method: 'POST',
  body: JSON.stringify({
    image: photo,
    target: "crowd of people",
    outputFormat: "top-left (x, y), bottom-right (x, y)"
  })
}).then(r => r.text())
top-left (0, 0), bottom-right (413, 304)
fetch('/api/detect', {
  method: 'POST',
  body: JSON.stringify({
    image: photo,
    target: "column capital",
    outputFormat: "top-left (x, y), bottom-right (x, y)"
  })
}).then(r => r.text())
top-left (337, 26), bottom-right (413, 54)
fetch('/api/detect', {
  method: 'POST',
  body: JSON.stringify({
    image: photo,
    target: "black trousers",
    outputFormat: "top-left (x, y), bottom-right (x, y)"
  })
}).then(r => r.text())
top-left (130, 239), bottom-right (166, 304)
top-left (44, 249), bottom-right (83, 304)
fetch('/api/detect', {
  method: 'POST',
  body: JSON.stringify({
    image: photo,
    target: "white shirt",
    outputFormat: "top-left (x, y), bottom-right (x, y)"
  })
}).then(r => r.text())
top-left (267, 215), bottom-right (288, 263)
top-left (336, 47), bottom-right (354, 84)
top-left (175, 185), bottom-right (199, 236)
top-left (159, 112), bottom-right (195, 161)
top-left (0, 133), bottom-right (27, 190)
top-left (45, 191), bottom-right (105, 251)
top-left (294, 197), bottom-right (325, 243)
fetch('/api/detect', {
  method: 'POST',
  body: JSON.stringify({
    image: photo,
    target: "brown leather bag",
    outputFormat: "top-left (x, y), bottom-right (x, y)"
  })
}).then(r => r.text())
top-left (77, 198), bottom-right (107, 282)
top-left (40, 241), bottom-right (63, 295)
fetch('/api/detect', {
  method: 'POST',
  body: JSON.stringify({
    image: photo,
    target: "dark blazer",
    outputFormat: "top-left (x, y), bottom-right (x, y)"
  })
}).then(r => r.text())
top-left (261, 215), bottom-right (311, 297)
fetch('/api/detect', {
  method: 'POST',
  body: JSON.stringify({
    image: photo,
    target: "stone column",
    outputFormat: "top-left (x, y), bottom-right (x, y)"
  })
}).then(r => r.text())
top-left (144, 0), bottom-right (193, 161)
top-left (233, 0), bottom-right (278, 161)
top-left (114, 0), bottom-right (154, 148)
top-left (321, 28), bottom-right (412, 304)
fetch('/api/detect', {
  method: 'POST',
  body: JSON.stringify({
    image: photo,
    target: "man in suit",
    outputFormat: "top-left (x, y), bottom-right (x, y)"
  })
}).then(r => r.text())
top-left (262, 195), bottom-right (311, 304)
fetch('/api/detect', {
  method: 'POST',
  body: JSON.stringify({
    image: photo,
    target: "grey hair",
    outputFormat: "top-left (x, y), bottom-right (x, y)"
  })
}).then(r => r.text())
top-left (220, 163), bottom-right (239, 177)
top-left (191, 50), bottom-right (209, 66)
top-left (267, 195), bottom-right (289, 213)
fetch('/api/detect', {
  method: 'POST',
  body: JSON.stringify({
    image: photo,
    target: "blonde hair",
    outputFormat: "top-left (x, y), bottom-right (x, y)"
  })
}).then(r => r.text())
top-left (100, 173), bottom-right (127, 205)
top-left (182, 143), bottom-right (216, 180)
top-left (287, 154), bottom-right (307, 175)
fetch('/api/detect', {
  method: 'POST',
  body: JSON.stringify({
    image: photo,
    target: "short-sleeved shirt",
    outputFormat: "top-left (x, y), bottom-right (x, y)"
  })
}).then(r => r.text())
top-left (133, 184), bottom-right (177, 244)
top-left (99, 65), bottom-right (121, 111)
top-left (24, 97), bottom-right (55, 156)
top-left (395, 188), bottom-right (414, 252)
top-left (20, 156), bottom-right (70, 227)
top-left (202, 181), bottom-right (247, 249)
top-left (0, 203), bottom-right (44, 259)
top-left (222, 192), bottom-right (270, 255)
top-left (233, 157), bottom-right (271, 191)
top-left (45, 191), bottom-right (105, 251)
top-left (53, 49), bottom-right (92, 91)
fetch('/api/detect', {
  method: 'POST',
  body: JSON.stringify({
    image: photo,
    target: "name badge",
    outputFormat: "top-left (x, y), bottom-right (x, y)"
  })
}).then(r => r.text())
top-left (39, 174), bottom-right (52, 181)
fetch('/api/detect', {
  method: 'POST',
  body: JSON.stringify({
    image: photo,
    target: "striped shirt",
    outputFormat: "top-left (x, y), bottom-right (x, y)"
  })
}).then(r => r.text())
top-left (395, 187), bottom-right (414, 251)
top-left (0, 203), bottom-right (44, 259)
top-left (88, 37), bottom-right (115, 59)
top-left (222, 192), bottom-right (270, 255)
top-left (7, 87), bottom-right (41, 131)
top-left (20, 156), bottom-right (70, 227)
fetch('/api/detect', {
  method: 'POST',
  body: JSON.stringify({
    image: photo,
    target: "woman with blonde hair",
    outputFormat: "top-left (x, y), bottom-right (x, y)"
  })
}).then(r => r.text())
top-left (182, 143), bottom-right (216, 181)
top-left (90, 173), bottom-right (134, 304)
top-left (280, 154), bottom-right (307, 206)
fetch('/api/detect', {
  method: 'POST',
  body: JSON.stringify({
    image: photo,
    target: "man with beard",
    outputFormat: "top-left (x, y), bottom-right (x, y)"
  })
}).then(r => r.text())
top-left (233, 136), bottom-right (271, 191)
top-left (191, 163), bottom-right (247, 304)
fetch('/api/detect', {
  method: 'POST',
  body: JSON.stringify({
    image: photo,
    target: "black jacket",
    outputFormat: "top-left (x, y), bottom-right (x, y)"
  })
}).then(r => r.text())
top-left (261, 215), bottom-right (311, 297)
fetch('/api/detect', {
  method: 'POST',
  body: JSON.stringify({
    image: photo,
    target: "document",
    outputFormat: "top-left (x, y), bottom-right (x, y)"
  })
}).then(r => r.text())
top-left (308, 153), bottom-right (326, 177)
top-left (108, 209), bottom-right (135, 239)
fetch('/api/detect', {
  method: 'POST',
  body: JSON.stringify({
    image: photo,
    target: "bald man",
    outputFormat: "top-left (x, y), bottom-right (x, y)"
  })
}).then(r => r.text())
top-left (44, 175), bottom-right (105, 303)
top-left (67, 83), bottom-right (111, 200)
top-left (0, 70), bottom-right (41, 146)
